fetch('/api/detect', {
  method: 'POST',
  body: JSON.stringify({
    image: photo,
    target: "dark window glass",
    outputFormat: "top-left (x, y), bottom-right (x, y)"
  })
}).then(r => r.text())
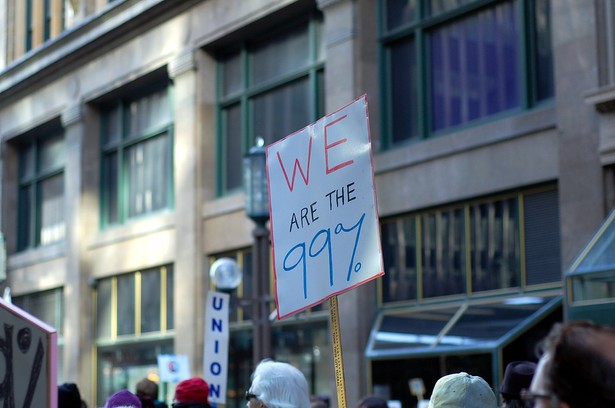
top-left (96, 265), bottom-right (172, 339)
top-left (101, 85), bottom-right (173, 226)
top-left (382, 218), bottom-right (418, 302)
top-left (389, 37), bottom-right (418, 144)
top-left (524, 189), bottom-right (560, 285)
top-left (222, 52), bottom-right (242, 97)
top-left (533, 0), bottom-right (554, 102)
top-left (217, 14), bottom-right (323, 195)
top-left (252, 79), bottom-right (311, 145)
top-left (141, 269), bottom-right (161, 333)
top-left (166, 266), bottom-right (174, 330)
top-left (470, 198), bottom-right (520, 292)
top-left (381, 0), bottom-right (553, 146)
top-left (385, 0), bottom-right (418, 32)
top-left (223, 104), bottom-right (243, 192)
top-left (103, 152), bottom-right (119, 224)
top-left (17, 131), bottom-right (66, 251)
top-left (13, 288), bottom-right (63, 336)
top-left (117, 274), bottom-right (135, 336)
top-left (422, 209), bottom-right (465, 297)
top-left (430, 2), bottom-right (518, 132)
top-left (97, 279), bottom-right (112, 339)
top-left (379, 188), bottom-right (557, 304)
top-left (250, 24), bottom-right (310, 86)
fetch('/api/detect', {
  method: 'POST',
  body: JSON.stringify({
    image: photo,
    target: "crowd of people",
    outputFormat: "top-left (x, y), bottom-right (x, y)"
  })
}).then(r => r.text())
top-left (58, 320), bottom-right (615, 408)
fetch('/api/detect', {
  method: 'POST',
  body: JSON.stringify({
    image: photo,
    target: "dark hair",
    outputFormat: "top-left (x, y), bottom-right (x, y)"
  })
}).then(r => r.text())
top-left (501, 399), bottom-right (525, 408)
top-left (58, 383), bottom-right (82, 408)
top-left (358, 396), bottom-right (387, 408)
top-left (538, 321), bottom-right (615, 408)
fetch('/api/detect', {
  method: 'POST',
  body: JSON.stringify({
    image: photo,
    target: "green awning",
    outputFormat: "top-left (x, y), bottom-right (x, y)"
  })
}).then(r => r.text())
top-left (566, 207), bottom-right (615, 315)
top-left (366, 295), bottom-right (561, 359)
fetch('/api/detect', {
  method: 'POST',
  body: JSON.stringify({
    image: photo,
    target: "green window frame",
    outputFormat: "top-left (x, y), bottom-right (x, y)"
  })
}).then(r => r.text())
top-left (379, 0), bottom-right (554, 148)
top-left (380, 186), bottom-right (560, 304)
top-left (95, 265), bottom-right (174, 340)
top-left (13, 288), bottom-right (65, 382)
top-left (216, 12), bottom-right (325, 196)
top-left (13, 287), bottom-right (64, 336)
top-left (17, 128), bottom-right (66, 251)
top-left (100, 82), bottom-right (174, 227)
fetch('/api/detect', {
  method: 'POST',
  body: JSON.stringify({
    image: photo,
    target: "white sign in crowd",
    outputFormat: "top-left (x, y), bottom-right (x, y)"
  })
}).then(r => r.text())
top-left (266, 95), bottom-right (384, 319)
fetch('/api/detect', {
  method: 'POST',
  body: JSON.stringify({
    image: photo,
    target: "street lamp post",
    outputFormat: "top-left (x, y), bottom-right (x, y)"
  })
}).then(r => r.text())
top-left (243, 137), bottom-right (271, 367)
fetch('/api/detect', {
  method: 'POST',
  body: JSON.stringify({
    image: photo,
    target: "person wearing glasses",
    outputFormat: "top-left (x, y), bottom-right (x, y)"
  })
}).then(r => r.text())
top-left (523, 321), bottom-right (615, 408)
top-left (246, 359), bottom-right (311, 408)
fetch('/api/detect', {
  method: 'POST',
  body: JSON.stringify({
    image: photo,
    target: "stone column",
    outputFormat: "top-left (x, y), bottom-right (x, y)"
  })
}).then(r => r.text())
top-left (61, 101), bottom-right (93, 397)
top-left (168, 49), bottom-right (204, 374)
top-left (317, 0), bottom-right (377, 405)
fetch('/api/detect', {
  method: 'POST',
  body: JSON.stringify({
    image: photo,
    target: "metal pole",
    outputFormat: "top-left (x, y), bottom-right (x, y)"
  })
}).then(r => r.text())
top-left (252, 223), bottom-right (263, 368)
top-left (259, 223), bottom-right (271, 360)
top-left (252, 221), bottom-right (271, 366)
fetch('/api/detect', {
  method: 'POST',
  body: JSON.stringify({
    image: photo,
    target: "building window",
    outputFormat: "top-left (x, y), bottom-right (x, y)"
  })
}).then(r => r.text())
top-left (216, 12), bottom-right (325, 195)
top-left (23, 0), bottom-right (65, 53)
top-left (17, 130), bottom-right (66, 251)
top-left (380, 0), bottom-right (553, 147)
top-left (95, 265), bottom-right (173, 340)
top-left (97, 341), bottom-right (172, 407)
top-left (100, 83), bottom-right (174, 227)
top-left (13, 288), bottom-right (64, 335)
top-left (380, 186), bottom-right (560, 304)
top-left (13, 288), bottom-right (65, 383)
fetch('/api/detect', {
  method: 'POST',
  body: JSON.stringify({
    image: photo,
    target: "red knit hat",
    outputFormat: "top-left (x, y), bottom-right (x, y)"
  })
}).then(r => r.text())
top-left (174, 377), bottom-right (210, 403)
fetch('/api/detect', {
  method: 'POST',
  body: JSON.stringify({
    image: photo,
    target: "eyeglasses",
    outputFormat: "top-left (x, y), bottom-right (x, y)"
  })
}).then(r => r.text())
top-left (245, 391), bottom-right (259, 402)
top-left (520, 389), bottom-right (558, 408)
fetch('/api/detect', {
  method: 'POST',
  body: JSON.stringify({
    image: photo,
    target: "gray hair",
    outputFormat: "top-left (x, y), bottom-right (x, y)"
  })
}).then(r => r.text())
top-left (249, 359), bottom-right (311, 408)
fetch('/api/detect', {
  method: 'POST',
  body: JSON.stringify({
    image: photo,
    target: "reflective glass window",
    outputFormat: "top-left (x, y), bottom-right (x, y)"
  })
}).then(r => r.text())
top-left (216, 13), bottom-right (324, 195)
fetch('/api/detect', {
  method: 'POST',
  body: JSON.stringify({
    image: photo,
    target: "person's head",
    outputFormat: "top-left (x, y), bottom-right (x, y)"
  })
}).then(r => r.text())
top-left (136, 378), bottom-right (159, 400)
top-left (136, 378), bottom-right (160, 408)
top-left (499, 361), bottom-right (536, 407)
top-left (428, 372), bottom-right (497, 408)
top-left (358, 396), bottom-right (388, 408)
top-left (172, 377), bottom-right (210, 408)
top-left (58, 383), bottom-right (82, 408)
top-left (310, 396), bottom-right (328, 408)
top-left (527, 321), bottom-right (615, 408)
top-left (105, 389), bottom-right (142, 408)
top-left (247, 359), bottom-right (311, 408)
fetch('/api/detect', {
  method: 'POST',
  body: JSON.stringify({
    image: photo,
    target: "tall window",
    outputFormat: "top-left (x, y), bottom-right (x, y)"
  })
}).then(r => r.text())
top-left (17, 130), bottom-right (66, 251)
top-left (24, 0), bottom-right (65, 52)
top-left (216, 13), bottom-right (325, 195)
top-left (95, 265), bottom-right (173, 406)
top-left (13, 288), bottom-right (65, 383)
top-left (380, 0), bottom-right (553, 147)
top-left (13, 288), bottom-right (64, 335)
top-left (380, 187), bottom-right (560, 304)
top-left (96, 265), bottom-right (174, 339)
top-left (100, 83), bottom-right (173, 227)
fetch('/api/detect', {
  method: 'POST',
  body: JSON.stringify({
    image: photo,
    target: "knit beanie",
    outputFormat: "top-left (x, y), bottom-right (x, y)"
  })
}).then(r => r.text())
top-left (174, 378), bottom-right (210, 404)
top-left (105, 389), bottom-right (143, 408)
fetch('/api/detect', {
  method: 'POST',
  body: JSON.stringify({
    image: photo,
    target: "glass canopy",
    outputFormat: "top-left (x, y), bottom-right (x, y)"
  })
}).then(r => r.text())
top-left (567, 207), bottom-right (615, 305)
top-left (366, 295), bottom-right (561, 359)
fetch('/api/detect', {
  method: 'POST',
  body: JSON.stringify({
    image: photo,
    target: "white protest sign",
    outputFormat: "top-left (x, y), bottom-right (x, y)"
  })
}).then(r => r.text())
top-left (157, 354), bottom-right (190, 383)
top-left (203, 291), bottom-right (229, 404)
top-left (0, 297), bottom-right (58, 408)
top-left (267, 95), bottom-right (383, 319)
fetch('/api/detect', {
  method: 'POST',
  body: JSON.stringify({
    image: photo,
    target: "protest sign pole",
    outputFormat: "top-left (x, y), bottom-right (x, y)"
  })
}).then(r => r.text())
top-left (329, 295), bottom-right (347, 408)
